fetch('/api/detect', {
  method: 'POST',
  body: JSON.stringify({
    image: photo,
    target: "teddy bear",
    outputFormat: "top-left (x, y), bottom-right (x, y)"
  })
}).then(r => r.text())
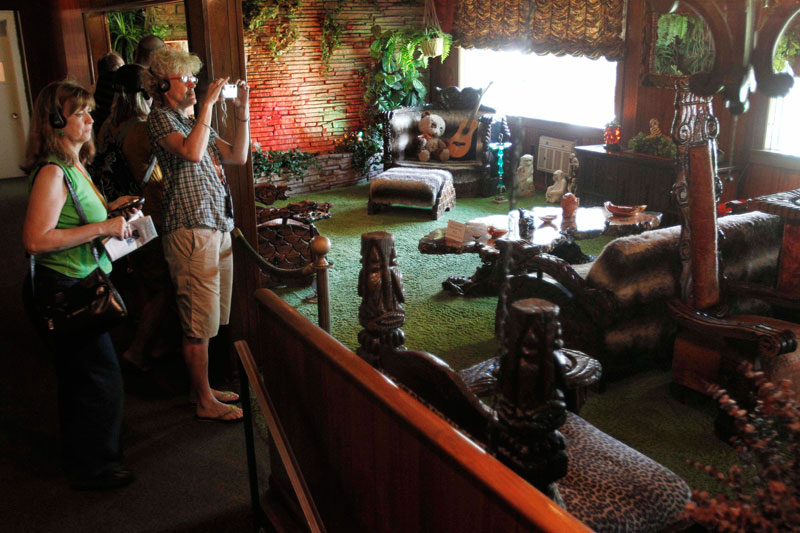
top-left (415, 111), bottom-right (450, 162)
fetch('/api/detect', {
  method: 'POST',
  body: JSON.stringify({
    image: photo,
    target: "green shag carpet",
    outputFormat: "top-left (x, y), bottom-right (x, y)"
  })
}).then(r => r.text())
top-left (272, 182), bottom-right (738, 495)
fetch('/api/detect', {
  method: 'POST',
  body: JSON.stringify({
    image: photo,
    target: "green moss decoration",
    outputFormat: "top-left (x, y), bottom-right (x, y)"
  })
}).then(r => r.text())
top-left (628, 132), bottom-right (677, 159)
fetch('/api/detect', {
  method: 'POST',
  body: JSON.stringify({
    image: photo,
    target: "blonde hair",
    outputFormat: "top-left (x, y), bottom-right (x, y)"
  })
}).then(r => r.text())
top-left (144, 49), bottom-right (203, 106)
top-left (22, 80), bottom-right (95, 174)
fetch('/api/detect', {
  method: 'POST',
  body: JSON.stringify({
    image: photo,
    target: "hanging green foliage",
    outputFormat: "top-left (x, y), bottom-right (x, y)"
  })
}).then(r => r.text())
top-left (363, 24), bottom-right (452, 124)
top-left (242, 0), bottom-right (301, 59)
top-left (774, 18), bottom-right (800, 73)
top-left (320, 6), bottom-right (344, 73)
top-left (653, 13), bottom-right (714, 76)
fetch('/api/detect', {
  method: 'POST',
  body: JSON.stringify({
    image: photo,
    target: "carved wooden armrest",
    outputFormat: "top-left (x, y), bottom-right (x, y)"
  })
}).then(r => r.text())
top-left (667, 299), bottom-right (798, 361)
top-left (726, 280), bottom-right (800, 310)
top-left (521, 253), bottom-right (619, 327)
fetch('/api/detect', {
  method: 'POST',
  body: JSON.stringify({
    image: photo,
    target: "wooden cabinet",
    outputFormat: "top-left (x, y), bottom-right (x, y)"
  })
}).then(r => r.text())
top-left (574, 145), bottom-right (679, 226)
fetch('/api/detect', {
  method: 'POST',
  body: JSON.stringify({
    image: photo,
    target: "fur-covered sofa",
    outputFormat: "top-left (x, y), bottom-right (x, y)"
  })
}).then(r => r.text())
top-left (383, 86), bottom-right (496, 197)
top-left (497, 211), bottom-right (784, 378)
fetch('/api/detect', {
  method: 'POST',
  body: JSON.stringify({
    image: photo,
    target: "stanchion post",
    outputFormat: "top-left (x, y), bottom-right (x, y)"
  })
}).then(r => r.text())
top-left (311, 235), bottom-right (332, 333)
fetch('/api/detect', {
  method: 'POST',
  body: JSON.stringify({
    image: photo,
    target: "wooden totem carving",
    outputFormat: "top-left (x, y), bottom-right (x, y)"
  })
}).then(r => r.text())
top-left (357, 231), bottom-right (406, 366)
top-left (670, 82), bottom-right (722, 310)
top-left (490, 298), bottom-right (569, 506)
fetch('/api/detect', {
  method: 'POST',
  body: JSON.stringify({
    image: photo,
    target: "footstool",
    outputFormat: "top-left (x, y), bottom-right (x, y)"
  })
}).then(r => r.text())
top-left (368, 167), bottom-right (456, 220)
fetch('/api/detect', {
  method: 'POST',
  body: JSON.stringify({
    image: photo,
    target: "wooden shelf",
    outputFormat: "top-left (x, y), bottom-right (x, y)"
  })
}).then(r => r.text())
top-left (574, 145), bottom-right (679, 226)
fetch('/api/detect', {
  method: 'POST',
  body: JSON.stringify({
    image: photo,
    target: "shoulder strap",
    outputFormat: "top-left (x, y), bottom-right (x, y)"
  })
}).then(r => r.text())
top-left (30, 164), bottom-right (105, 295)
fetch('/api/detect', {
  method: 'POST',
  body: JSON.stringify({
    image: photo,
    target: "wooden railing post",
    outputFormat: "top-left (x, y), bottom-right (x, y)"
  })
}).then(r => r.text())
top-left (311, 235), bottom-right (331, 333)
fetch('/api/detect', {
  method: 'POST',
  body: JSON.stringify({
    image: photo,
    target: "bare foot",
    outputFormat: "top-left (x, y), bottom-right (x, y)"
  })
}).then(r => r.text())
top-left (195, 402), bottom-right (243, 422)
top-left (190, 389), bottom-right (240, 405)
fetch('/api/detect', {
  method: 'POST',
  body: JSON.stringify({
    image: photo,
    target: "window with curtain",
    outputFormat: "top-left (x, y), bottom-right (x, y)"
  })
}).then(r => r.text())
top-left (459, 47), bottom-right (617, 128)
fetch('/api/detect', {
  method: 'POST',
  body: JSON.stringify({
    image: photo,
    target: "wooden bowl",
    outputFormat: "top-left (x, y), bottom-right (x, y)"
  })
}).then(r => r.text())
top-left (487, 226), bottom-right (508, 239)
top-left (604, 201), bottom-right (647, 217)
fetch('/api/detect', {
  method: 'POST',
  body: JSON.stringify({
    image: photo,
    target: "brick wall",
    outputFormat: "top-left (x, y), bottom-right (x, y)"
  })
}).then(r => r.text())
top-left (245, 0), bottom-right (424, 191)
top-left (146, 4), bottom-right (187, 41)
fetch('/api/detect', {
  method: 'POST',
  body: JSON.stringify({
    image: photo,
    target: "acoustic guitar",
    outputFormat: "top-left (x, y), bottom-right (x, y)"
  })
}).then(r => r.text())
top-left (448, 82), bottom-right (493, 159)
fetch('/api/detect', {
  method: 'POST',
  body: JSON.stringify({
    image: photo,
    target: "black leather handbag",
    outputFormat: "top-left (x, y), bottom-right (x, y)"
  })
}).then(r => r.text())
top-left (30, 169), bottom-right (127, 335)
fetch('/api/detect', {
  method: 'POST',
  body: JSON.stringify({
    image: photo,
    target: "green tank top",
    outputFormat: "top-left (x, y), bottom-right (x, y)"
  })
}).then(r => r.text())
top-left (28, 156), bottom-right (113, 278)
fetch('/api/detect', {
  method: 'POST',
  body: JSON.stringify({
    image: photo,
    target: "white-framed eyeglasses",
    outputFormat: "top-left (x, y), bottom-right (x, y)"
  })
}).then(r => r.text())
top-left (168, 75), bottom-right (198, 84)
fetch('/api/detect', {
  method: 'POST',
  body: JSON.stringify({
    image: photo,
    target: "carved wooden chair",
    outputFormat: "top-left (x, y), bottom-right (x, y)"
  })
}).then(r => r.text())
top-left (356, 231), bottom-right (691, 533)
top-left (383, 86), bottom-right (496, 197)
top-left (255, 199), bottom-right (331, 288)
top-left (666, 89), bottom-right (800, 408)
top-left (494, 87), bottom-right (790, 381)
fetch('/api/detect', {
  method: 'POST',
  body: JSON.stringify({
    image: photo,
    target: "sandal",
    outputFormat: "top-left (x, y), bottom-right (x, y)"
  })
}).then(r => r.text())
top-left (195, 404), bottom-right (243, 424)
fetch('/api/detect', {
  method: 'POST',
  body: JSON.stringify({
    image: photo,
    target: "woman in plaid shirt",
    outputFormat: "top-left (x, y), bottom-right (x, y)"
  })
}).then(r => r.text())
top-left (145, 49), bottom-right (250, 423)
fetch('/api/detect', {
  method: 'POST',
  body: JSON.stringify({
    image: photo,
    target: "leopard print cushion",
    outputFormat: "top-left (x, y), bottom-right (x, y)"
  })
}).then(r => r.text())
top-left (558, 412), bottom-right (691, 532)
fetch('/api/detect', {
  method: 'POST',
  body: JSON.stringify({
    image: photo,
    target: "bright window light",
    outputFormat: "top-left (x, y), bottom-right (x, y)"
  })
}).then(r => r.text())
top-left (764, 70), bottom-right (800, 157)
top-left (459, 48), bottom-right (617, 128)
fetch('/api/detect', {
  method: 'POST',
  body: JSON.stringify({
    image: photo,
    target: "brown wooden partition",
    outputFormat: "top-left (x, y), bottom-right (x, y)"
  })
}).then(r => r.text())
top-left (252, 288), bottom-right (590, 532)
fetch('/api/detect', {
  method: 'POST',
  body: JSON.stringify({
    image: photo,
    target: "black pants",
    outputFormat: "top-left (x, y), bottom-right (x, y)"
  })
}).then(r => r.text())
top-left (24, 266), bottom-right (124, 481)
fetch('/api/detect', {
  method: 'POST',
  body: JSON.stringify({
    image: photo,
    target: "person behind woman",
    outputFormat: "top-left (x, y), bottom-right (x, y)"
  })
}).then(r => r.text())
top-left (92, 51), bottom-right (124, 138)
top-left (144, 49), bottom-right (250, 423)
top-left (22, 80), bottom-right (140, 490)
top-left (95, 63), bottom-right (176, 371)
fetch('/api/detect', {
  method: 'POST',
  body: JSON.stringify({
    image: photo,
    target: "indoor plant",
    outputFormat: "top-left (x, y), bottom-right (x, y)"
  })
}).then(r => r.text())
top-left (251, 142), bottom-right (320, 184)
top-left (685, 363), bottom-right (800, 531)
top-left (628, 131), bottom-right (677, 159)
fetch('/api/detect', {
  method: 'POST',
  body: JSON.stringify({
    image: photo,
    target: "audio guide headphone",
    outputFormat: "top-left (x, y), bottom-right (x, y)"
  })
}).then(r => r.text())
top-left (151, 68), bottom-right (171, 93)
top-left (49, 98), bottom-right (66, 130)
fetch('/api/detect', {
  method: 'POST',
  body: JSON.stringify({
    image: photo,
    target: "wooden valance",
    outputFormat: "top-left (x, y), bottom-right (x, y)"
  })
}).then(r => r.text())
top-left (453, 0), bottom-right (627, 61)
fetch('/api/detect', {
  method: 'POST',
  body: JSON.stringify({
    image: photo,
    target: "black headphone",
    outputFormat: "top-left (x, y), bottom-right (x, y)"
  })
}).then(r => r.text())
top-left (150, 68), bottom-right (170, 93)
top-left (49, 100), bottom-right (66, 130)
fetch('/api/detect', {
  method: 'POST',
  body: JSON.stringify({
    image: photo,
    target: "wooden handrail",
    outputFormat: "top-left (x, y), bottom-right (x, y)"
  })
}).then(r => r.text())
top-left (234, 340), bottom-right (326, 533)
top-left (232, 227), bottom-right (332, 332)
top-left (253, 287), bottom-right (591, 532)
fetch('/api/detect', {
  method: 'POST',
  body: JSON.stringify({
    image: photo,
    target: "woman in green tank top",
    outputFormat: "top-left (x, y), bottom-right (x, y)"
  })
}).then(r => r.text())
top-left (21, 80), bottom-right (141, 491)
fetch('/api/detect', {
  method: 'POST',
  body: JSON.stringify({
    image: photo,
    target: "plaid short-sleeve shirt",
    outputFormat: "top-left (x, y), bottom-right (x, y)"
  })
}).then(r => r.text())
top-left (147, 106), bottom-right (234, 234)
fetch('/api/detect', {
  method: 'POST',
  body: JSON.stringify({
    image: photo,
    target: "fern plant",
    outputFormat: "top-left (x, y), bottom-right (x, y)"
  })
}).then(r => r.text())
top-left (653, 13), bottom-right (714, 76)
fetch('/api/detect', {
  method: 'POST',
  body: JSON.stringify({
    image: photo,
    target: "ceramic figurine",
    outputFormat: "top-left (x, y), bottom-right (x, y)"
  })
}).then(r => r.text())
top-left (545, 170), bottom-right (568, 203)
top-left (568, 152), bottom-right (579, 194)
top-left (560, 193), bottom-right (579, 219)
top-left (515, 154), bottom-right (535, 197)
top-left (518, 208), bottom-right (535, 240)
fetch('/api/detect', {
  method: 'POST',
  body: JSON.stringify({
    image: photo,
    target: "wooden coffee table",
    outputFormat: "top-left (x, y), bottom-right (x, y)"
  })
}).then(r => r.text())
top-left (419, 206), bottom-right (662, 295)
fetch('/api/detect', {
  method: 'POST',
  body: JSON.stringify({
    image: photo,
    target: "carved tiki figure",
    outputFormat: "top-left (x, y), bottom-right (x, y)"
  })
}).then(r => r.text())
top-left (357, 231), bottom-right (406, 365)
top-left (491, 298), bottom-right (569, 505)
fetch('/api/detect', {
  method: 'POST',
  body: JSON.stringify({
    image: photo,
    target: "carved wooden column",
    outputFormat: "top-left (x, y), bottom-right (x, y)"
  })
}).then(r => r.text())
top-left (356, 231), bottom-right (406, 367)
top-left (490, 298), bottom-right (568, 506)
top-left (671, 83), bottom-right (721, 309)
